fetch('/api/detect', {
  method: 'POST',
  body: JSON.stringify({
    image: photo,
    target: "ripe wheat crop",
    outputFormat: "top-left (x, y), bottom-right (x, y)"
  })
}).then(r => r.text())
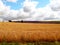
top-left (0, 22), bottom-right (60, 42)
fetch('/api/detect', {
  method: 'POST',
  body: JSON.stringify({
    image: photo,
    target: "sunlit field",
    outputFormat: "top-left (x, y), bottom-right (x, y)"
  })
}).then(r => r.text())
top-left (0, 22), bottom-right (60, 45)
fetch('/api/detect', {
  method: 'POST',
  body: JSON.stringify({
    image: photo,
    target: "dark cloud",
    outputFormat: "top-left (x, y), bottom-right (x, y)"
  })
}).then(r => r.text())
top-left (23, 6), bottom-right (31, 12)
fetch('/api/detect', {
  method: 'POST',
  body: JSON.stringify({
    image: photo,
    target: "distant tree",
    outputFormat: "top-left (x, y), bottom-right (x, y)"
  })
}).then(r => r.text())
top-left (9, 20), bottom-right (12, 22)
top-left (21, 20), bottom-right (23, 23)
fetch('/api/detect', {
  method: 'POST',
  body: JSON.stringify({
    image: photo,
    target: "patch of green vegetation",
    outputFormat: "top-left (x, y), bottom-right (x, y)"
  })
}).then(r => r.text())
top-left (0, 41), bottom-right (60, 45)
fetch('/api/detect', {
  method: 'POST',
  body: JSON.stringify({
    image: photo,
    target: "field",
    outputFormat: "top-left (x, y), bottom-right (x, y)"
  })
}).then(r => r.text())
top-left (0, 22), bottom-right (60, 45)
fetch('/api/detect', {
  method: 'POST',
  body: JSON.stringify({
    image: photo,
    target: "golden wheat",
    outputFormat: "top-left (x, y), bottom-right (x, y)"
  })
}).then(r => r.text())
top-left (0, 22), bottom-right (60, 42)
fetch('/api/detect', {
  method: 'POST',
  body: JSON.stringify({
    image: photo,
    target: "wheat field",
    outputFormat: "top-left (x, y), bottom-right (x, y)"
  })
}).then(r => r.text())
top-left (0, 22), bottom-right (60, 42)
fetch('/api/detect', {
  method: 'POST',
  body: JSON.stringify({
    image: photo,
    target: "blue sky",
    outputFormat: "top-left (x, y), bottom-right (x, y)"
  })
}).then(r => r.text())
top-left (0, 0), bottom-right (60, 21)
top-left (2, 0), bottom-right (50, 10)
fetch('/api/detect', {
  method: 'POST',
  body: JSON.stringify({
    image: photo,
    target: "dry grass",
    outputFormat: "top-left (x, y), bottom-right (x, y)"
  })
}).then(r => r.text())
top-left (0, 22), bottom-right (60, 42)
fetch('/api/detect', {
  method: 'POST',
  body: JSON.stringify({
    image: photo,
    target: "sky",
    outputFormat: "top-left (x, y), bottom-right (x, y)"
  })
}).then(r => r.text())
top-left (0, 0), bottom-right (60, 21)
top-left (2, 0), bottom-right (49, 10)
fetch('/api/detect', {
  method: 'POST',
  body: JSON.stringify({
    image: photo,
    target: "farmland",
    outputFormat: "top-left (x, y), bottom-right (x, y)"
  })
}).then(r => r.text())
top-left (0, 22), bottom-right (60, 42)
top-left (0, 22), bottom-right (60, 45)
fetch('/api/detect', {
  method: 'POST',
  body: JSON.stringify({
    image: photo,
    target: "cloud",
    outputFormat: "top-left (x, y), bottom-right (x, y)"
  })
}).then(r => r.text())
top-left (18, 0), bottom-right (60, 21)
top-left (0, 0), bottom-right (60, 22)
top-left (6, 0), bottom-right (17, 2)
top-left (22, 0), bottom-right (60, 21)
top-left (0, 0), bottom-right (19, 21)
top-left (0, 0), bottom-right (6, 11)
top-left (16, 0), bottom-right (38, 21)
top-left (51, 4), bottom-right (60, 11)
top-left (0, 0), bottom-right (10, 17)
top-left (21, 0), bottom-right (38, 13)
top-left (50, 0), bottom-right (60, 11)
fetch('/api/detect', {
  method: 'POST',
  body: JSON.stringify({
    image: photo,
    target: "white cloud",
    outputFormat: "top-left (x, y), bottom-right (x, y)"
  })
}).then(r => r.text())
top-left (0, 0), bottom-right (10, 17)
top-left (50, 0), bottom-right (60, 11)
top-left (22, 0), bottom-right (60, 21)
top-left (0, 0), bottom-right (6, 11)
top-left (6, 0), bottom-right (17, 2)
top-left (16, 0), bottom-right (38, 21)
top-left (0, 0), bottom-right (19, 21)
top-left (0, 0), bottom-right (60, 22)
top-left (23, 0), bottom-right (38, 8)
